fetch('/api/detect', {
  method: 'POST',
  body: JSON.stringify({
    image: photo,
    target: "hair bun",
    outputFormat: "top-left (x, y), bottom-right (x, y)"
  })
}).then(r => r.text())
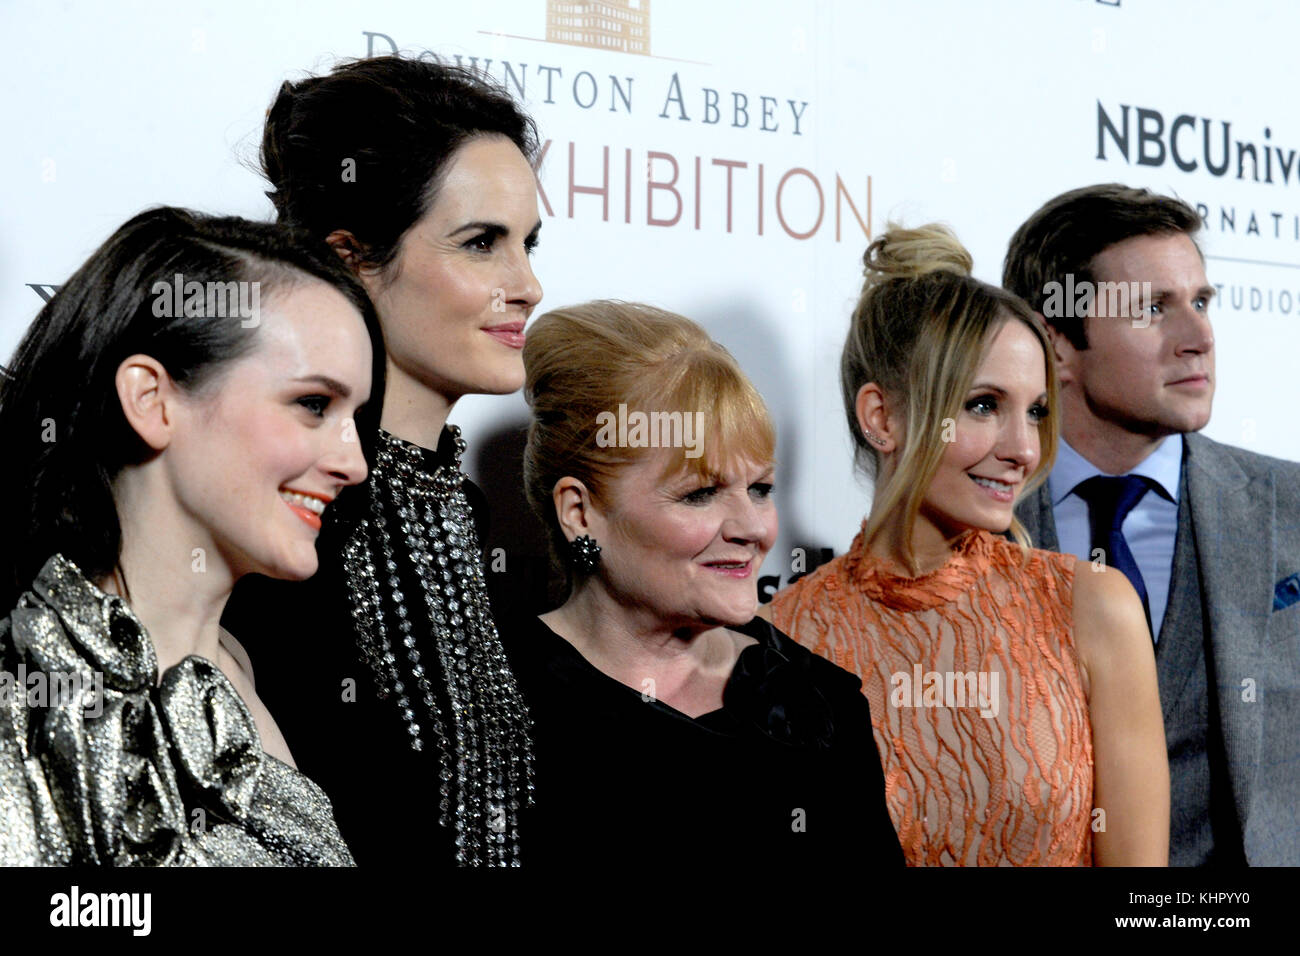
top-left (862, 222), bottom-right (973, 287)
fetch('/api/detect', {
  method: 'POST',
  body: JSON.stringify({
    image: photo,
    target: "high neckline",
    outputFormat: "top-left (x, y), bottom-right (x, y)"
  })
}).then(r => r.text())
top-left (842, 522), bottom-right (996, 612)
top-left (377, 424), bottom-right (464, 475)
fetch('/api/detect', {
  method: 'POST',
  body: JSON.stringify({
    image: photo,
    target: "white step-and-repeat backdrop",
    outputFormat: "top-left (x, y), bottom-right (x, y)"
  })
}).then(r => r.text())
top-left (4, 0), bottom-right (1297, 593)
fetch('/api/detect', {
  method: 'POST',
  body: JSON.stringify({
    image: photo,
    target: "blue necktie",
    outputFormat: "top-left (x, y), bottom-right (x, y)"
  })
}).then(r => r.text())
top-left (1073, 475), bottom-right (1153, 633)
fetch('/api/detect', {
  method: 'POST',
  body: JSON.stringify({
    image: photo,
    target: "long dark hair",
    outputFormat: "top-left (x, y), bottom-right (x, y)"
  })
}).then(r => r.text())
top-left (261, 55), bottom-right (539, 270)
top-left (0, 206), bottom-right (386, 607)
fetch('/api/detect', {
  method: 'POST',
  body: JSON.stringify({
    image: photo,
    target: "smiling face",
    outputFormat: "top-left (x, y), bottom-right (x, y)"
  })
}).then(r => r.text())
top-left (1067, 231), bottom-right (1215, 438)
top-left (366, 134), bottom-right (543, 407)
top-left (163, 280), bottom-right (373, 581)
top-left (589, 449), bottom-right (778, 630)
top-left (918, 318), bottom-right (1049, 539)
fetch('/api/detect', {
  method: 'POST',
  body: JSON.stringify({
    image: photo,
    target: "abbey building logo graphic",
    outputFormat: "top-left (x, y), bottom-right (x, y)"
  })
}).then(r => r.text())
top-left (546, 0), bottom-right (649, 55)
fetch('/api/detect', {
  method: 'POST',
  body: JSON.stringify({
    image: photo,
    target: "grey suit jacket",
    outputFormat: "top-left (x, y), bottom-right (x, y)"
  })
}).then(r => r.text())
top-left (1016, 432), bottom-right (1300, 865)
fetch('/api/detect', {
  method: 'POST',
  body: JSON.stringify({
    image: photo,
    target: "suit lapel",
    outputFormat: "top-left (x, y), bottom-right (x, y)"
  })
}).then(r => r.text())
top-left (1154, 464), bottom-right (1200, 717)
top-left (1016, 481), bottom-right (1058, 551)
top-left (1181, 433), bottom-right (1274, 835)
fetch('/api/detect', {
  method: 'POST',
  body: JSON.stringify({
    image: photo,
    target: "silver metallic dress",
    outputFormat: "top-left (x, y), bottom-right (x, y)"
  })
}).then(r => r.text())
top-left (0, 554), bottom-right (354, 866)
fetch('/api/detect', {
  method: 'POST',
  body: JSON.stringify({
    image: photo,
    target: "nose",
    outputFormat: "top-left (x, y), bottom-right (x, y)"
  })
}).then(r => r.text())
top-left (1173, 300), bottom-right (1214, 356)
top-left (323, 418), bottom-right (369, 487)
top-left (510, 246), bottom-right (543, 312)
top-left (996, 411), bottom-right (1039, 473)
top-left (721, 491), bottom-right (777, 550)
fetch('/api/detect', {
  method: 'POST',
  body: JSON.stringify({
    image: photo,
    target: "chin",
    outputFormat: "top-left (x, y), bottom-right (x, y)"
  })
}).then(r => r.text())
top-left (1182, 408), bottom-right (1213, 433)
top-left (494, 365), bottom-right (527, 395)
top-left (978, 507), bottom-right (1016, 534)
top-left (263, 550), bottom-right (320, 582)
top-left (704, 601), bottom-right (758, 627)
top-left (468, 368), bottom-right (526, 396)
top-left (1123, 400), bottom-right (1211, 437)
top-left (937, 504), bottom-right (1008, 538)
top-left (984, 508), bottom-right (1015, 533)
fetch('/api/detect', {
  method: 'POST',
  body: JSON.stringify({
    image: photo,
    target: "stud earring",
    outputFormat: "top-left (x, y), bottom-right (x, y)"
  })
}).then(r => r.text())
top-left (863, 429), bottom-right (888, 447)
top-left (568, 534), bottom-right (602, 572)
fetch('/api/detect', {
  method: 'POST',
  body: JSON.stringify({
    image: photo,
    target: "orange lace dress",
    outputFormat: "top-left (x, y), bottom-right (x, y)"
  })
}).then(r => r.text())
top-left (769, 525), bottom-right (1094, 866)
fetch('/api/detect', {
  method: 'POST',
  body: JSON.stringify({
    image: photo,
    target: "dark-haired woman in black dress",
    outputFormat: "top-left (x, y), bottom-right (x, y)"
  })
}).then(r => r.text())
top-left (225, 55), bottom-right (543, 866)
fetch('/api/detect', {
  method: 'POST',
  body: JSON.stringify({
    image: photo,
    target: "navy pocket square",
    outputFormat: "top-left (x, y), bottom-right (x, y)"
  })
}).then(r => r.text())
top-left (1275, 573), bottom-right (1300, 611)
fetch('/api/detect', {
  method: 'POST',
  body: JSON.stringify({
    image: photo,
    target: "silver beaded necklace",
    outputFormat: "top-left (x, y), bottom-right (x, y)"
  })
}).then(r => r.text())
top-left (340, 425), bottom-right (534, 865)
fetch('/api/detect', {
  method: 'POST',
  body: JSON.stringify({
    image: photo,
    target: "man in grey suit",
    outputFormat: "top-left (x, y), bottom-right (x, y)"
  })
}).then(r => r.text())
top-left (1003, 184), bottom-right (1300, 866)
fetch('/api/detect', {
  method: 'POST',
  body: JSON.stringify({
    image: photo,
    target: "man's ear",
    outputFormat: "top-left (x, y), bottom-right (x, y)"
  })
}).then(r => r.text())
top-left (854, 382), bottom-right (899, 453)
top-left (1041, 316), bottom-right (1080, 388)
top-left (552, 476), bottom-right (603, 543)
top-left (115, 354), bottom-right (177, 452)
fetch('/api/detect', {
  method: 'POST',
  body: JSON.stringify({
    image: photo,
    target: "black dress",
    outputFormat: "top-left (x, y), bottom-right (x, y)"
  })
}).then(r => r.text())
top-left (505, 614), bottom-right (905, 866)
top-left (222, 425), bottom-right (534, 866)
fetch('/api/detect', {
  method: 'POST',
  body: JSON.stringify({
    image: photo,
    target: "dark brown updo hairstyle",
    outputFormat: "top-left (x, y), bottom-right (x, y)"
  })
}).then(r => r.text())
top-left (261, 55), bottom-right (539, 270)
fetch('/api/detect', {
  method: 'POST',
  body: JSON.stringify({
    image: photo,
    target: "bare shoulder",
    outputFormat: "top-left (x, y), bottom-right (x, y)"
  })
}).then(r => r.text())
top-left (1069, 558), bottom-right (1152, 682)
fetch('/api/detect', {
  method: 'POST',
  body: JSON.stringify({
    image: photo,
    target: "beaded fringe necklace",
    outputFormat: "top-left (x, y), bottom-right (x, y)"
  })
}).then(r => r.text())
top-left (341, 426), bottom-right (534, 865)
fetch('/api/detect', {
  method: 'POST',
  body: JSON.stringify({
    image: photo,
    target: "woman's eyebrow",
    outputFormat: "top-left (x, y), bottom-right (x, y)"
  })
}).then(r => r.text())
top-left (293, 373), bottom-right (352, 398)
top-left (447, 221), bottom-right (507, 238)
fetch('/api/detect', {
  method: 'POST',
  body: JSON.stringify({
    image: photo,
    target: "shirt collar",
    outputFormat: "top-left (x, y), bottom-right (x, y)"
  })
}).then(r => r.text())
top-left (1050, 434), bottom-right (1183, 506)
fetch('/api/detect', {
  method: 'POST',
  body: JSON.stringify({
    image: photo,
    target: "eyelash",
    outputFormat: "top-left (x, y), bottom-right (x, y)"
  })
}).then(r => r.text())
top-left (1142, 297), bottom-right (1212, 315)
top-left (965, 396), bottom-right (1049, 423)
top-left (297, 395), bottom-right (330, 418)
top-left (464, 233), bottom-right (541, 256)
top-left (682, 482), bottom-right (775, 503)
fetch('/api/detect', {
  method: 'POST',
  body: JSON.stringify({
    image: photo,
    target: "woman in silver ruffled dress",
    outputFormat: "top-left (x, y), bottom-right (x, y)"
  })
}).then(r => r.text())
top-left (0, 207), bottom-right (386, 865)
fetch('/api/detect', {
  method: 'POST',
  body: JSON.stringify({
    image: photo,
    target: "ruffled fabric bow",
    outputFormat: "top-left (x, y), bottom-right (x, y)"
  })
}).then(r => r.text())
top-left (9, 555), bottom-right (267, 864)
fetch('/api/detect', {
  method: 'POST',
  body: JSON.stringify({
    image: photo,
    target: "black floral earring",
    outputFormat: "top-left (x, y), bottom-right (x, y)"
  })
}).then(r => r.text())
top-left (568, 534), bottom-right (602, 572)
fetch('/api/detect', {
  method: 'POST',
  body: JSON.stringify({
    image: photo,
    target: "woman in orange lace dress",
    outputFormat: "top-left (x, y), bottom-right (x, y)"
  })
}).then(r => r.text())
top-left (762, 224), bottom-right (1168, 866)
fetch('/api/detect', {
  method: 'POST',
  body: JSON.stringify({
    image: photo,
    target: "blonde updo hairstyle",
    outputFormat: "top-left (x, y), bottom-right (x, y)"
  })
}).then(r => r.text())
top-left (524, 301), bottom-right (776, 585)
top-left (843, 223), bottom-right (1059, 570)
